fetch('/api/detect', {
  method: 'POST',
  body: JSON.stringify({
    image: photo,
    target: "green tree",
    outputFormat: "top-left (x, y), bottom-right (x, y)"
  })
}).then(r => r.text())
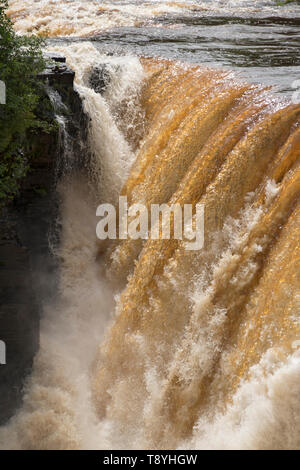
top-left (0, 0), bottom-right (46, 204)
top-left (276, 0), bottom-right (300, 5)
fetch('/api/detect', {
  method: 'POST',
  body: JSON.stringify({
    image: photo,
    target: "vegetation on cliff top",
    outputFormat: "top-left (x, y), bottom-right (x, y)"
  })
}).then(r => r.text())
top-left (0, 0), bottom-right (51, 206)
top-left (275, 1), bottom-right (300, 4)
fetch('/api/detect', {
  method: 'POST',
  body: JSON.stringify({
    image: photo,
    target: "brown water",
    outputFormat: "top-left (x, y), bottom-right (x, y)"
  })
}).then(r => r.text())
top-left (1, 2), bottom-right (300, 450)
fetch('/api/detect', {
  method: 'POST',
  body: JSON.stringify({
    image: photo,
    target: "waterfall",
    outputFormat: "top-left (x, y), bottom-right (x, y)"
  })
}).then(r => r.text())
top-left (45, 85), bottom-right (82, 177)
top-left (0, 42), bottom-right (299, 450)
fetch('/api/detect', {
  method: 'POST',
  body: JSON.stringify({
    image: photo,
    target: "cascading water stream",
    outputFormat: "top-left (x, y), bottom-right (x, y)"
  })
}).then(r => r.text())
top-left (45, 86), bottom-right (74, 177)
top-left (0, 40), bottom-right (299, 450)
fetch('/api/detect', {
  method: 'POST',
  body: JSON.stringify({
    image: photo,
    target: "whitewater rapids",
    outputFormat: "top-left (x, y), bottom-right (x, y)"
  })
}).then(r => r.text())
top-left (0, 39), bottom-right (299, 450)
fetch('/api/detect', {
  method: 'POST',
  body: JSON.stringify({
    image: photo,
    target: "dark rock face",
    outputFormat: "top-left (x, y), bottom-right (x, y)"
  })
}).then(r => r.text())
top-left (38, 60), bottom-right (75, 88)
top-left (0, 54), bottom-right (88, 425)
top-left (86, 63), bottom-right (117, 94)
top-left (0, 187), bottom-right (55, 424)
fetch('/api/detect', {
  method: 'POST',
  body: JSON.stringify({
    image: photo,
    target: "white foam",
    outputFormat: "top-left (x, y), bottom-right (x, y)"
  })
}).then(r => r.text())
top-left (7, 1), bottom-right (300, 37)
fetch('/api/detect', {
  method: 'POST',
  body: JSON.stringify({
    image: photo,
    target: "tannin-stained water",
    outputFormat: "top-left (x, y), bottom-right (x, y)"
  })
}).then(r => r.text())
top-left (90, 53), bottom-right (300, 449)
top-left (1, 12), bottom-right (300, 449)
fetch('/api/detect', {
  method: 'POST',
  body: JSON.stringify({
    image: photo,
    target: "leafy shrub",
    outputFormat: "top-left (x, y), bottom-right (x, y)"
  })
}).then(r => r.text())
top-left (276, 0), bottom-right (300, 5)
top-left (0, 0), bottom-right (47, 205)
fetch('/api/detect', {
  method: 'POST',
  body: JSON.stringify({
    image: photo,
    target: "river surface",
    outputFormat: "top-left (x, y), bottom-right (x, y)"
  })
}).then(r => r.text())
top-left (8, 0), bottom-right (300, 95)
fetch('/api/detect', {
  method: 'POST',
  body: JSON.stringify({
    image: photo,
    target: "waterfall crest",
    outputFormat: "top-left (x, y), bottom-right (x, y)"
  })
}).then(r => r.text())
top-left (1, 43), bottom-right (299, 450)
top-left (92, 56), bottom-right (300, 449)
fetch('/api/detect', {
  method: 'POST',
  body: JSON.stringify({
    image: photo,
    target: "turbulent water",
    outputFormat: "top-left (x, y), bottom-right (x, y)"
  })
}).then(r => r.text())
top-left (1, 1), bottom-right (300, 450)
top-left (6, 0), bottom-right (300, 36)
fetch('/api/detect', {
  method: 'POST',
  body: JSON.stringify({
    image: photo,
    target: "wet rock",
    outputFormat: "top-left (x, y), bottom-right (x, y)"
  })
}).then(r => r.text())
top-left (86, 63), bottom-right (119, 94)
top-left (88, 64), bottom-right (111, 94)
top-left (38, 53), bottom-right (75, 87)
top-left (0, 54), bottom-right (88, 424)
top-left (38, 63), bottom-right (75, 88)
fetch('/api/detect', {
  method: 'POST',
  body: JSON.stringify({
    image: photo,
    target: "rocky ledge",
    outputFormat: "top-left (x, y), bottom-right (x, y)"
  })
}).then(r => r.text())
top-left (0, 54), bottom-right (87, 425)
top-left (38, 52), bottom-right (75, 87)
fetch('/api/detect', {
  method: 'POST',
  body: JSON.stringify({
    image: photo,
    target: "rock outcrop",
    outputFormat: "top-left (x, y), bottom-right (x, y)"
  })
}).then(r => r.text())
top-left (0, 54), bottom-right (87, 424)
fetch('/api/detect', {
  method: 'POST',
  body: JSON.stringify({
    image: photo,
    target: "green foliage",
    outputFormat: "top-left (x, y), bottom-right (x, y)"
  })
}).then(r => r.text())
top-left (32, 185), bottom-right (48, 197)
top-left (0, 0), bottom-right (47, 205)
top-left (275, 0), bottom-right (300, 5)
